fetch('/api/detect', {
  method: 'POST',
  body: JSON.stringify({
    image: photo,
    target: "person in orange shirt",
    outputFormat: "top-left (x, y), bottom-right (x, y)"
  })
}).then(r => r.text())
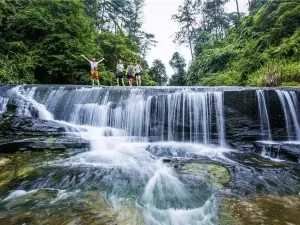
top-left (81, 55), bottom-right (105, 85)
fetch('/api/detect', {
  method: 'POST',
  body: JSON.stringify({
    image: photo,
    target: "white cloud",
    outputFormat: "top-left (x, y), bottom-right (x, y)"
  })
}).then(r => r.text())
top-left (143, 0), bottom-right (249, 76)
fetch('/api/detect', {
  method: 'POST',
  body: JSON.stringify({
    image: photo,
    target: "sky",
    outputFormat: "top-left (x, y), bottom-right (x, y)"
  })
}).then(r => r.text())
top-left (143, 0), bottom-right (249, 76)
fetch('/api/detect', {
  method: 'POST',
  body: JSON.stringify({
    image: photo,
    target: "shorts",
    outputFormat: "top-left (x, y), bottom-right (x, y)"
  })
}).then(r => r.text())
top-left (135, 73), bottom-right (141, 77)
top-left (116, 71), bottom-right (123, 78)
top-left (91, 70), bottom-right (99, 80)
top-left (127, 74), bottom-right (134, 79)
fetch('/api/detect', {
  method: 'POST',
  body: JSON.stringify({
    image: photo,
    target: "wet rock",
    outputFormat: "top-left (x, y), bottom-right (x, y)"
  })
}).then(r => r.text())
top-left (220, 195), bottom-right (300, 225)
top-left (0, 137), bottom-right (89, 153)
top-left (181, 163), bottom-right (230, 189)
top-left (0, 151), bottom-right (77, 196)
top-left (254, 141), bottom-right (300, 163)
top-left (223, 152), bottom-right (300, 197)
top-left (2, 116), bottom-right (67, 136)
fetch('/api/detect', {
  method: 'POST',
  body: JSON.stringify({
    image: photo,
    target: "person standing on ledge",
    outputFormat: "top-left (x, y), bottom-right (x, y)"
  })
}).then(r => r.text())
top-left (116, 60), bottom-right (125, 86)
top-left (126, 62), bottom-right (135, 87)
top-left (81, 55), bottom-right (105, 86)
top-left (135, 61), bottom-right (143, 86)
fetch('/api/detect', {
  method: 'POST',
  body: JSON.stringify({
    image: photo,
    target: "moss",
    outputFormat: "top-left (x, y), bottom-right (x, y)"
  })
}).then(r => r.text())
top-left (182, 163), bottom-right (230, 189)
top-left (45, 136), bottom-right (58, 143)
top-left (248, 156), bottom-right (285, 167)
top-left (220, 195), bottom-right (300, 225)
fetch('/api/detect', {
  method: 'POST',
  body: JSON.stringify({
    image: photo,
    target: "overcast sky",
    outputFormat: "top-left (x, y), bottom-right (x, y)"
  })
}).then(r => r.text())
top-left (143, 0), bottom-right (249, 75)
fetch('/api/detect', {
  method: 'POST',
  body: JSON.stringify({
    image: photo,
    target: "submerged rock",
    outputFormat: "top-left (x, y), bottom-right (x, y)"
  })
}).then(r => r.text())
top-left (220, 195), bottom-right (300, 225)
top-left (0, 189), bottom-right (145, 225)
top-left (182, 163), bottom-right (230, 189)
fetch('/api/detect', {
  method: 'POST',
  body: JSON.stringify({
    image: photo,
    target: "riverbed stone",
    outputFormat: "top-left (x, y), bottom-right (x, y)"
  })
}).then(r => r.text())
top-left (0, 189), bottom-right (145, 225)
top-left (220, 195), bottom-right (300, 225)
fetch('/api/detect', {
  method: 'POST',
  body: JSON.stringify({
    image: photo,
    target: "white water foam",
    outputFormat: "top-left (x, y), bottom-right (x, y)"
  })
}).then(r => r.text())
top-left (2, 190), bottom-right (38, 201)
top-left (276, 90), bottom-right (300, 140)
top-left (256, 90), bottom-right (272, 140)
top-left (7, 86), bottom-right (54, 120)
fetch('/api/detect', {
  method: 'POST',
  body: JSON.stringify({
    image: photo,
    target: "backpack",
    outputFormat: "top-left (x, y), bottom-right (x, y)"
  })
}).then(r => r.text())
top-left (128, 66), bottom-right (134, 75)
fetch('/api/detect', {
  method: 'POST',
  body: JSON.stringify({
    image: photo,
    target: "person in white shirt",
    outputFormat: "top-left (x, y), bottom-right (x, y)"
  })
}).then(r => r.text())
top-left (135, 62), bottom-right (143, 86)
top-left (116, 60), bottom-right (125, 86)
top-left (81, 55), bottom-right (105, 86)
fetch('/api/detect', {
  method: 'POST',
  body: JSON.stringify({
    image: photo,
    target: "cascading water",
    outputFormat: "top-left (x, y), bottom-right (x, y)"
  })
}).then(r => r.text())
top-left (0, 96), bottom-right (8, 115)
top-left (15, 86), bottom-right (226, 145)
top-left (2, 85), bottom-right (300, 224)
top-left (0, 85), bottom-right (228, 224)
top-left (256, 90), bottom-right (272, 140)
top-left (276, 90), bottom-right (300, 140)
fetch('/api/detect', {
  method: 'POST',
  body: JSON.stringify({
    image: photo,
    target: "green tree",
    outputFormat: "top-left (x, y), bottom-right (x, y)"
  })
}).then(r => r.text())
top-left (169, 52), bottom-right (187, 86)
top-left (185, 0), bottom-right (300, 87)
top-left (149, 59), bottom-right (168, 85)
top-left (172, 0), bottom-right (201, 60)
top-left (0, 0), bottom-right (157, 85)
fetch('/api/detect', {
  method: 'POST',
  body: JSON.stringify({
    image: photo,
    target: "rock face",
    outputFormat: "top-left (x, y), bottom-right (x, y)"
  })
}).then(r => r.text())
top-left (0, 99), bottom-right (89, 153)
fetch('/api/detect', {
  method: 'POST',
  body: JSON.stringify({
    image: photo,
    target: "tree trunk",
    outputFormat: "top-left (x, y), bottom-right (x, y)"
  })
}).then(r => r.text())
top-left (100, 0), bottom-right (106, 31)
top-left (248, 0), bottom-right (251, 12)
top-left (235, 0), bottom-right (241, 19)
top-left (187, 27), bottom-right (194, 60)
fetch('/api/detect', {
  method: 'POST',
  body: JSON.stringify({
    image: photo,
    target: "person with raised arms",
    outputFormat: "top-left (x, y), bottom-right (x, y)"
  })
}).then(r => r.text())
top-left (81, 55), bottom-right (105, 86)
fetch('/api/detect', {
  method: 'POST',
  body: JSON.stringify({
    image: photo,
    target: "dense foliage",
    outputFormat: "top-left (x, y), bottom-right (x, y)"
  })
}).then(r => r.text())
top-left (168, 52), bottom-right (187, 86)
top-left (0, 0), bottom-right (157, 85)
top-left (182, 0), bottom-right (300, 86)
top-left (149, 59), bottom-right (168, 86)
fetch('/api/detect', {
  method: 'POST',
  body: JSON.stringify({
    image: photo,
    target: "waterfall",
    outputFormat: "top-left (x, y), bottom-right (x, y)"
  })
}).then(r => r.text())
top-left (0, 96), bottom-right (8, 115)
top-left (5, 85), bottom-right (300, 224)
top-left (256, 90), bottom-right (272, 140)
top-left (165, 91), bottom-right (225, 146)
top-left (214, 92), bottom-right (226, 147)
top-left (276, 90), bottom-right (300, 140)
top-left (6, 86), bottom-right (226, 146)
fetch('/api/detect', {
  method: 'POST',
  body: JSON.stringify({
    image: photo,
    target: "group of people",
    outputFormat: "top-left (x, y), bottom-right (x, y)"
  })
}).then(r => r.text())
top-left (81, 55), bottom-right (143, 87)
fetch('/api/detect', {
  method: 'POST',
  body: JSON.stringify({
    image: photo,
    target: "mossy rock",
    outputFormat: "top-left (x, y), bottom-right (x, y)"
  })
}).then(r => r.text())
top-left (182, 163), bottom-right (230, 189)
top-left (0, 157), bottom-right (9, 166)
top-left (45, 136), bottom-right (59, 143)
top-left (220, 195), bottom-right (300, 225)
top-left (115, 203), bottom-right (145, 225)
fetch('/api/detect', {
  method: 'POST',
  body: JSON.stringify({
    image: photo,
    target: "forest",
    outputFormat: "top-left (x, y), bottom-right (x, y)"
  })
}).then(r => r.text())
top-left (0, 0), bottom-right (163, 85)
top-left (172, 0), bottom-right (300, 86)
top-left (0, 0), bottom-right (299, 87)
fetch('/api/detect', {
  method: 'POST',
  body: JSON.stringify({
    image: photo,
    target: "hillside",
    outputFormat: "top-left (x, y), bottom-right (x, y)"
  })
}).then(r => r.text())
top-left (186, 0), bottom-right (300, 87)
